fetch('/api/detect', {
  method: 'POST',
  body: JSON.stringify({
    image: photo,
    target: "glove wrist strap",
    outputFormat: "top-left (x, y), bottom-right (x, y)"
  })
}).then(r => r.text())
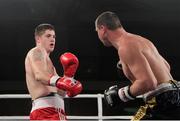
top-left (118, 86), bottom-right (135, 102)
top-left (49, 75), bottom-right (60, 86)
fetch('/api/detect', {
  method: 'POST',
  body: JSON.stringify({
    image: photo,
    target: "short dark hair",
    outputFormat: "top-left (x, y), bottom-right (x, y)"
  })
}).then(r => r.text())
top-left (34, 23), bottom-right (55, 36)
top-left (95, 11), bottom-right (122, 30)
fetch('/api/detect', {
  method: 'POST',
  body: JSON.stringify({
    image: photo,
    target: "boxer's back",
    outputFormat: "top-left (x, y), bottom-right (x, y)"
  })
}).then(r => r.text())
top-left (127, 33), bottom-right (173, 84)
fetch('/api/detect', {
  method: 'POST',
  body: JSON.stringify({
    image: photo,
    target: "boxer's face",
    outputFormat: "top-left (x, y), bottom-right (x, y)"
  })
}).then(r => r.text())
top-left (96, 25), bottom-right (112, 47)
top-left (36, 29), bottom-right (56, 53)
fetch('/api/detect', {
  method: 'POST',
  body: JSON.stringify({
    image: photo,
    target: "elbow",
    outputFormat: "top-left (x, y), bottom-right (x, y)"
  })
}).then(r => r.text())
top-left (34, 72), bottom-right (50, 85)
top-left (34, 72), bottom-right (43, 81)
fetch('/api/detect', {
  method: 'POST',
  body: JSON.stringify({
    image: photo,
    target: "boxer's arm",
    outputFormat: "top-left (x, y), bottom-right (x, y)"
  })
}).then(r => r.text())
top-left (119, 47), bottom-right (157, 97)
top-left (160, 55), bottom-right (171, 71)
top-left (53, 67), bottom-right (59, 76)
top-left (29, 48), bottom-right (53, 85)
top-left (53, 67), bottom-right (67, 95)
top-left (49, 52), bottom-right (82, 96)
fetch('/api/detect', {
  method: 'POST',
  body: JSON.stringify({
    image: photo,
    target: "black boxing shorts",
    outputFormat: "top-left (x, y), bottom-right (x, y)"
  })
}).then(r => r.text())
top-left (132, 80), bottom-right (180, 120)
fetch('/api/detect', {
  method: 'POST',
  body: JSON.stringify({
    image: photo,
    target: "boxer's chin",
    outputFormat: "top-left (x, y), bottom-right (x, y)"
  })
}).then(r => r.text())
top-left (48, 47), bottom-right (55, 52)
top-left (103, 40), bottom-right (112, 47)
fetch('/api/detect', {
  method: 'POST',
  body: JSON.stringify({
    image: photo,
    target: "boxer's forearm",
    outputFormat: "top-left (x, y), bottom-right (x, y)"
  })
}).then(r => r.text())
top-left (160, 55), bottom-right (171, 71)
top-left (130, 79), bottom-right (157, 96)
top-left (34, 71), bottom-right (54, 85)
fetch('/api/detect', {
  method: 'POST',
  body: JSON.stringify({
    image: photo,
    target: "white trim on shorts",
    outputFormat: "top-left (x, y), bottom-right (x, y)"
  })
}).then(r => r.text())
top-left (31, 93), bottom-right (64, 112)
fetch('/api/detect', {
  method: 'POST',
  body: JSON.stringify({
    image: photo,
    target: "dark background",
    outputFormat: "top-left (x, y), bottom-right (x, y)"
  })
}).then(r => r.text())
top-left (0, 0), bottom-right (180, 94)
top-left (0, 0), bottom-right (180, 117)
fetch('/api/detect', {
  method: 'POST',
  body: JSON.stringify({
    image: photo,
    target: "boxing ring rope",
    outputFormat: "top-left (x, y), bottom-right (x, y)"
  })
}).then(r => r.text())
top-left (0, 94), bottom-right (133, 120)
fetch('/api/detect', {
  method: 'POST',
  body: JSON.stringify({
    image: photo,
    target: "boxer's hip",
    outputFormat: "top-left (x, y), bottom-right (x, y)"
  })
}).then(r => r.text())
top-left (31, 92), bottom-right (65, 113)
top-left (144, 80), bottom-right (180, 110)
top-left (143, 80), bottom-right (180, 102)
top-left (132, 80), bottom-right (180, 120)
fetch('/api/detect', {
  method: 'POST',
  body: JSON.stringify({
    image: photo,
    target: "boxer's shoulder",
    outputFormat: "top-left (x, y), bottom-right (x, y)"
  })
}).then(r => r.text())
top-left (31, 47), bottom-right (44, 54)
top-left (27, 47), bottom-right (47, 61)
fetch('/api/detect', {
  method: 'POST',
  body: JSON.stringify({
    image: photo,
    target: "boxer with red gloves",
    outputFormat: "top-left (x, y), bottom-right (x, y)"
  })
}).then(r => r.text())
top-left (25, 24), bottom-right (82, 120)
top-left (49, 52), bottom-right (83, 97)
top-left (26, 24), bottom-right (68, 120)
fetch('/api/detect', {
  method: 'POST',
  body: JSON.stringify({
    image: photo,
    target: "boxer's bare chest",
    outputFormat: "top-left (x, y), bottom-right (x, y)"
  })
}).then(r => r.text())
top-left (46, 57), bottom-right (55, 74)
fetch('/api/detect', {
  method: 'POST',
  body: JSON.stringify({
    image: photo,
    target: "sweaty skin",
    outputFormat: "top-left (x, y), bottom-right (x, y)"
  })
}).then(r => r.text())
top-left (96, 25), bottom-right (173, 97)
top-left (25, 30), bottom-right (65, 100)
top-left (118, 32), bottom-right (173, 96)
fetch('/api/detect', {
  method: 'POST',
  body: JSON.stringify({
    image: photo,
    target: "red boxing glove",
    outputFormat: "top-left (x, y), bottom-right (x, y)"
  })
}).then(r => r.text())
top-left (60, 52), bottom-right (79, 77)
top-left (58, 52), bottom-right (82, 97)
top-left (49, 75), bottom-right (72, 91)
top-left (67, 80), bottom-right (83, 97)
top-left (49, 75), bottom-right (82, 97)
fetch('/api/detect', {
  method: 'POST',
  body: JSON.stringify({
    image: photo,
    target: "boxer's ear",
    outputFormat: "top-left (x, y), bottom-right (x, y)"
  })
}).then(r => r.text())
top-left (35, 36), bottom-right (40, 44)
top-left (100, 25), bottom-right (106, 30)
top-left (99, 25), bottom-right (108, 35)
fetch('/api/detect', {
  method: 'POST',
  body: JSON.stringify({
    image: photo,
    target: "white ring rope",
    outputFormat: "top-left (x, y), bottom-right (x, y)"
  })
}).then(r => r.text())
top-left (0, 94), bottom-right (135, 120)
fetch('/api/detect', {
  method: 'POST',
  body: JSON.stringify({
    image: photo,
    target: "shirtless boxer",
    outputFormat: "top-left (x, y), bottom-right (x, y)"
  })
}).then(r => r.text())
top-left (25, 23), bottom-right (82, 120)
top-left (95, 11), bottom-right (180, 120)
